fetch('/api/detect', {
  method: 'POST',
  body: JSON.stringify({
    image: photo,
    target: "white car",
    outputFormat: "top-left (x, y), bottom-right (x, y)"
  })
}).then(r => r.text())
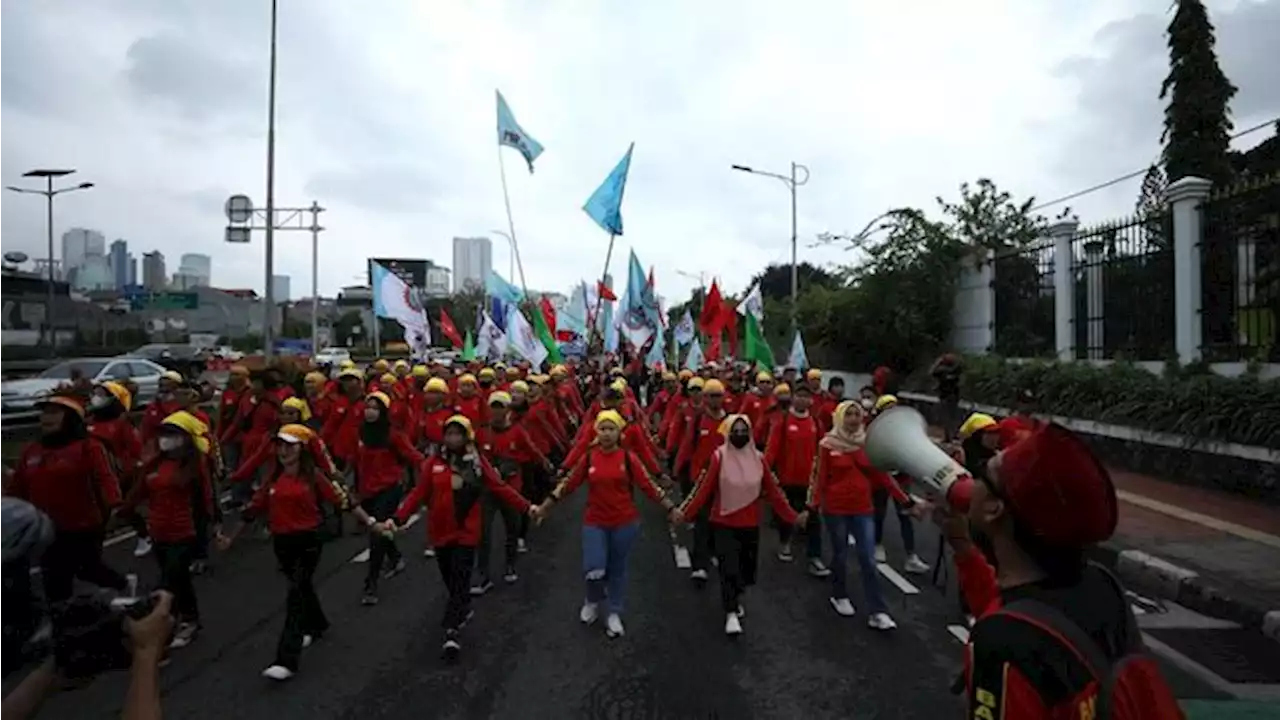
top-left (1, 358), bottom-right (168, 415)
top-left (312, 347), bottom-right (352, 366)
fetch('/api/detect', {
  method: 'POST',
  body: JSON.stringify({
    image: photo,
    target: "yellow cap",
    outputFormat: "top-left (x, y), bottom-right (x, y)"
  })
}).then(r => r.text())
top-left (529, 374), bottom-right (549, 385)
top-left (445, 414), bottom-right (474, 440)
top-left (160, 411), bottom-right (210, 454)
top-left (412, 365), bottom-right (429, 377)
top-left (661, 371), bottom-right (676, 381)
top-left (373, 359), bottom-right (390, 372)
top-left (161, 371), bottom-right (184, 384)
top-left (425, 377), bottom-right (449, 393)
top-left (479, 368), bottom-right (497, 379)
top-left (511, 380), bottom-right (530, 394)
top-left (458, 373), bottom-right (477, 385)
top-left (678, 369), bottom-right (694, 380)
top-left (717, 413), bottom-right (752, 436)
top-left (394, 359), bottom-right (410, 370)
top-left (304, 371), bottom-right (326, 386)
top-left (805, 368), bottom-right (822, 380)
top-left (550, 365), bottom-right (568, 377)
top-left (367, 391), bottom-right (391, 408)
top-left (703, 379), bottom-right (726, 395)
top-left (958, 413), bottom-right (998, 440)
top-left (277, 423), bottom-right (315, 444)
top-left (379, 373), bottom-right (396, 385)
top-left (339, 359), bottom-right (356, 369)
top-left (595, 409), bottom-right (626, 430)
top-left (756, 371), bottom-right (774, 383)
top-left (874, 394), bottom-right (898, 411)
top-left (609, 378), bottom-right (627, 393)
top-left (281, 396), bottom-right (312, 422)
top-left (339, 368), bottom-right (364, 380)
top-left (774, 383), bottom-right (791, 396)
top-left (688, 377), bottom-right (705, 390)
top-left (100, 381), bottom-right (133, 411)
top-left (488, 391), bottom-right (513, 407)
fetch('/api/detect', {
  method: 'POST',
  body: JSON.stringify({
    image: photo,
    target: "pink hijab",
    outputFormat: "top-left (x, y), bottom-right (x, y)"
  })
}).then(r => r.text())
top-left (715, 414), bottom-right (764, 516)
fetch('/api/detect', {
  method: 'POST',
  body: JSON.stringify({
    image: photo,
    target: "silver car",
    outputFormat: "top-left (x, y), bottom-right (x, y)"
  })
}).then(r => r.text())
top-left (1, 358), bottom-right (168, 416)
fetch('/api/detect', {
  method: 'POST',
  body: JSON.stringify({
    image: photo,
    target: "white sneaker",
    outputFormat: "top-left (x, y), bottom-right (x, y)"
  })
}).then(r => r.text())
top-left (262, 665), bottom-right (294, 681)
top-left (690, 569), bottom-right (709, 581)
top-left (302, 635), bottom-right (313, 648)
top-left (829, 597), bottom-right (856, 617)
top-left (724, 613), bottom-right (743, 636)
top-left (874, 545), bottom-right (888, 563)
top-left (168, 622), bottom-right (198, 649)
top-left (736, 604), bottom-right (746, 618)
top-left (516, 538), bottom-right (528, 554)
top-left (579, 601), bottom-right (599, 625)
top-left (605, 613), bottom-right (625, 638)
top-left (868, 612), bottom-right (898, 631)
top-left (133, 537), bottom-right (153, 557)
top-left (422, 547), bottom-right (436, 558)
top-left (847, 534), bottom-right (857, 547)
top-left (807, 558), bottom-right (832, 578)
top-left (903, 554), bottom-right (930, 574)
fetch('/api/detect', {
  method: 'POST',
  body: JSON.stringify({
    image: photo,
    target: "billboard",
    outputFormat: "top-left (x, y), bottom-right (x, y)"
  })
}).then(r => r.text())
top-left (368, 258), bottom-right (429, 288)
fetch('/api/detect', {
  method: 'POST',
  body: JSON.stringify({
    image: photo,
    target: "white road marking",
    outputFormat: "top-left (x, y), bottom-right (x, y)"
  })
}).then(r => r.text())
top-left (350, 513), bottom-right (419, 563)
top-left (1117, 489), bottom-right (1280, 550)
top-left (947, 625), bottom-right (970, 644)
top-left (104, 530), bottom-right (138, 548)
top-left (1131, 604), bottom-right (1147, 616)
top-left (673, 545), bottom-right (691, 569)
top-left (876, 563), bottom-right (920, 595)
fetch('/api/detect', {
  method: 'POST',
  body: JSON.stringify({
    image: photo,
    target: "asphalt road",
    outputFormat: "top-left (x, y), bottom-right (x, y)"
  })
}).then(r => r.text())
top-left (23, 491), bottom-right (1272, 720)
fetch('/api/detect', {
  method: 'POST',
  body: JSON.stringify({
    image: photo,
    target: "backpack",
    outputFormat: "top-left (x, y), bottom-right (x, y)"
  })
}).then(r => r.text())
top-left (994, 567), bottom-right (1185, 720)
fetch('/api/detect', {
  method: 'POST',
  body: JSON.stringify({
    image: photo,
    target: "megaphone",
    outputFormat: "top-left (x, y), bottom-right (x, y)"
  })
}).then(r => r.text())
top-left (865, 405), bottom-right (974, 512)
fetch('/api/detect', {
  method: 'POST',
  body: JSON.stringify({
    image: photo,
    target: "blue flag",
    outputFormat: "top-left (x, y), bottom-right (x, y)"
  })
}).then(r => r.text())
top-left (485, 270), bottom-right (524, 306)
top-left (583, 143), bottom-right (634, 236)
top-left (490, 297), bottom-right (507, 331)
top-left (496, 90), bottom-right (544, 173)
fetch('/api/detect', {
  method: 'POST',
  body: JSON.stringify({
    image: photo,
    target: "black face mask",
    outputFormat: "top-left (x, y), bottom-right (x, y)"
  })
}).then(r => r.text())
top-left (776, 398), bottom-right (792, 410)
top-left (970, 524), bottom-right (998, 569)
top-left (728, 434), bottom-right (751, 449)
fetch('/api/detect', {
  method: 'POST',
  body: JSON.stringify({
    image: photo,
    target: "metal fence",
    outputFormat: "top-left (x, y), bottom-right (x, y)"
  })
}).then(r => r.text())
top-left (1071, 212), bottom-right (1175, 360)
top-left (993, 237), bottom-right (1055, 357)
top-left (1199, 173), bottom-right (1280, 362)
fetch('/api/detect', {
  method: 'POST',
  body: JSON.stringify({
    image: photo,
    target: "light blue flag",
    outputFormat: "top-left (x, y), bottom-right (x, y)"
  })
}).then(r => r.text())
top-left (645, 328), bottom-right (666, 369)
top-left (485, 270), bottom-right (524, 305)
top-left (787, 330), bottom-right (809, 370)
top-left (684, 338), bottom-right (704, 371)
top-left (583, 143), bottom-right (634, 236)
top-left (604, 298), bottom-right (619, 353)
top-left (496, 90), bottom-right (544, 173)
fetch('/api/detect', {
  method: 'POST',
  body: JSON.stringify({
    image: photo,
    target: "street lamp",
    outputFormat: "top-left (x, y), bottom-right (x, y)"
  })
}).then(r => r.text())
top-left (675, 269), bottom-right (707, 290)
top-left (491, 229), bottom-right (516, 281)
top-left (261, 0), bottom-right (280, 358)
top-left (813, 210), bottom-right (896, 250)
top-left (6, 169), bottom-right (95, 350)
top-left (730, 162), bottom-right (810, 330)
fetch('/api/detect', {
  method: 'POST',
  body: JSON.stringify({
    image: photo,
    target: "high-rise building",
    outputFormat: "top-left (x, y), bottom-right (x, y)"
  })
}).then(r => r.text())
top-left (177, 253), bottom-right (212, 287)
top-left (62, 228), bottom-right (106, 275)
top-left (127, 256), bottom-right (138, 286)
top-left (142, 251), bottom-right (167, 291)
top-left (424, 265), bottom-right (451, 297)
top-left (270, 274), bottom-right (291, 303)
top-left (451, 236), bottom-right (492, 293)
top-left (109, 240), bottom-right (130, 290)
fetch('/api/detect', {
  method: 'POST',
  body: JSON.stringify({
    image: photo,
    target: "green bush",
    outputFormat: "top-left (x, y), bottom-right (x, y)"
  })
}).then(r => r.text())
top-left (961, 355), bottom-right (1280, 448)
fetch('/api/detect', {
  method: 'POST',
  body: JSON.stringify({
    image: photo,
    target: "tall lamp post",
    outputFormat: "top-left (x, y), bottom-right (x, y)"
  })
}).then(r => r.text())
top-left (6, 169), bottom-right (95, 350)
top-left (730, 161), bottom-right (810, 330)
top-left (490, 229), bottom-right (517, 283)
top-left (261, 0), bottom-right (280, 358)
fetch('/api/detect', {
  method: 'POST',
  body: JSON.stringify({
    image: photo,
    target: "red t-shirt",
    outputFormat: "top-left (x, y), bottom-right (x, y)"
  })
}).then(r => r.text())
top-left (558, 448), bottom-right (666, 528)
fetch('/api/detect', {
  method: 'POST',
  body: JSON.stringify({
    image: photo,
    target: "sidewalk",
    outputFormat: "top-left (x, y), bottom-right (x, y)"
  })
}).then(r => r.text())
top-left (1091, 468), bottom-right (1280, 641)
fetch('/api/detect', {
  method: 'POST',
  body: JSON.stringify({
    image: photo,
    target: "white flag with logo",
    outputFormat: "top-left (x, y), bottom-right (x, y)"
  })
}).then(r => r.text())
top-left (476, 311), bottom-right (508, 360)
top-left (673, 309), bottom-right (695, 347)
top-left (737, 282), bottom-right (764, 320)
top-left (507, 306), bottom-right (548, 367)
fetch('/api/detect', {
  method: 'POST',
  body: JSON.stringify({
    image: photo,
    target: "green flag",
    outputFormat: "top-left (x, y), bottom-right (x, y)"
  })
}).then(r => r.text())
top-left (530, 303), bottom-right (564, 364)
top-left (743, 312), bottom-right (775, 369)
top-left (461, 330), bottom-right (476, 361)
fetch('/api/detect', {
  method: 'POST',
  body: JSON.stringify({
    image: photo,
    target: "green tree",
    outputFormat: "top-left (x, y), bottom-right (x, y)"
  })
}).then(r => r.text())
top-left (1160, 0), bottom-right (1237, 184)
top-left (748, 262), bottom-right (837, 303)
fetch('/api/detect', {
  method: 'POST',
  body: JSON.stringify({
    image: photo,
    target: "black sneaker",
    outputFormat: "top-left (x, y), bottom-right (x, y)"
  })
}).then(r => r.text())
top-left (442, 630), bottom-right (461, 661)
top-left (361, 586), bottom-right (379, 605)
top-left (470, 578), bottom-right (493, 596)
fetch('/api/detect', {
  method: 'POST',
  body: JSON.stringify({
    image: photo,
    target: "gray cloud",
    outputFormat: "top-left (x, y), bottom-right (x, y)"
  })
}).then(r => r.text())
top-left (125, 35), bottom-right (257, 121)
top-left (304, 165), bottom-right (444, 215)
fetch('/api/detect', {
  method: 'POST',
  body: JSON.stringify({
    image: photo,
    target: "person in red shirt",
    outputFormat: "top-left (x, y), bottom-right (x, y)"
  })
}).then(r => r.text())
top-left (229, 424), bottom-right (376, 681)
top-left (354, 391), bottom-right (424, 605)
top-left (380, 416), bottom-right (534, 661)
top-left (319, 369), bottom-right (367, 475)
top-left (807, 401), bottom-right (914, 629)
top-left (475, 392), bottom-right (550, 586)
top-left (303, 371), bottom-right (333, 429)
top-left (453, 374), bottom-right (488, 428)
top-left (754, 383), bottom-right (790, 449)
top-left (7, 392), bottom-right (128, 603)
top-left (737, 371), bottom-right (775, 430)
top-left (536, 410), bottom-right (676, 640)
top-left (88, 381), bottom-right (152, 558)
top-left (764, 384), bottom-right (826, 574)
top-left (675, 414), bottom-right (803, 636)
top-left (120, 411), bottom-right (219, 648)
top-left (140, 371), bottom-right (185, 451)
top-left (218, 365), bottom-right (251, 467)
top-left (417, 377), bottom-right (457, 457)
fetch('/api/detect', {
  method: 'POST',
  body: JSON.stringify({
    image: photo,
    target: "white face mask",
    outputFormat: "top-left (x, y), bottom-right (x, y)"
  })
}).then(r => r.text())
top-left (363, 408), bottom-right (380, 422)
top-left (89, 395), bottom-right (111, 409)
top-left (859, 399), bottom-right (874, 411)
top-left (158, 436), bottom-right (184, 452)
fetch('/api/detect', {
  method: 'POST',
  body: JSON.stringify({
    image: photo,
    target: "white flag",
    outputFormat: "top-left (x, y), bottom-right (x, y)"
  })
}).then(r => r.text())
top-left (684, 338), bottom-right (704, 371)
top-left (787, 330), bottom-right (809, 370)
top-left (737, 283), bottom-right (764, 320)
top-left (507, 306), bottom-right (548, 368)
top-left (475, 311), bottom-right (507, 360)
top-left (673, 309), bottom-right (695, 347)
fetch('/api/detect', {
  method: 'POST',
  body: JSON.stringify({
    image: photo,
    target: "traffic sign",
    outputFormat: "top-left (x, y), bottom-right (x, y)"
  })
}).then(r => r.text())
top-left (130, 291), bottom-right (199, 311)
top-left (225, 194), bottom-right (254, 223)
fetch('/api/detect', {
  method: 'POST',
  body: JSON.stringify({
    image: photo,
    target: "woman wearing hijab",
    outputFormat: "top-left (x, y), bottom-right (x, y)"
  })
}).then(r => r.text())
top-left (807, 401), bottom-right (915, 630)
top-left (380, 416), bottom-right (535, 661)
top-left (673, 415), bottom-right (804, 636)
top-left (119, 411), bottom-right (219, 648)
top-left (227, 424), bottom-right (378, 681)
top-left (354, 391), bottom-right (424, 605)
top-left (536, 410), bottom-right (677, 640)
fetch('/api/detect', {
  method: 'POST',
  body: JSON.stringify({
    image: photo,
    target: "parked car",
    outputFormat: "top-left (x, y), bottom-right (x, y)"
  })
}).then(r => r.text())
top-left (123, 343), bottom-right (207, 377)
top-left (1, 358), bottom-right (168, 414)
top-left (313, 347), bottom-right (352, 366)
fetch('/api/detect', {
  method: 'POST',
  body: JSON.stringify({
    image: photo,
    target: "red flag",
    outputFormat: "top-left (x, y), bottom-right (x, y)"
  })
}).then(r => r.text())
top-left (723, 301), bottom-right (739, 357)
top-left (705, 329), bottom-right (722, 362)
top-left (699, 280), bottom-right (724, 333)
top-left (438, 308), bottom-right (463, 348)
top-left (597, 280), bottom-right (617, 302)
top-left (539, 296), bottom-right (557, 337)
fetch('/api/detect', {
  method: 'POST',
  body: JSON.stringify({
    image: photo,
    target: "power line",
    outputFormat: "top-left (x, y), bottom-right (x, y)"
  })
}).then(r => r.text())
top-left (1028, 116), bottom-right (1278, 212)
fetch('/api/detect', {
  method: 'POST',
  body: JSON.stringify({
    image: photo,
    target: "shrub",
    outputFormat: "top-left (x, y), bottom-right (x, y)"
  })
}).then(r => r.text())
top-left (960, 355), bottom-right (1280, 448)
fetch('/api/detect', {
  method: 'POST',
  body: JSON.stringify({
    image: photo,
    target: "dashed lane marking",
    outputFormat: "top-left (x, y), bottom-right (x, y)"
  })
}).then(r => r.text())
top-left (876, 563), bottom-right (921, 595)
top-left (947, 625), bottom-right (970, 644)
top-left (673, 545), bottom-right (691, 569)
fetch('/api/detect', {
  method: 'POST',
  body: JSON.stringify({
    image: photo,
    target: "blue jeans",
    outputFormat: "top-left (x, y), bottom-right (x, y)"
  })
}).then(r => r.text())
top-left (582, 522), bottom-right (641, 615)
top-left (823, 513), bottom-right (888, 614)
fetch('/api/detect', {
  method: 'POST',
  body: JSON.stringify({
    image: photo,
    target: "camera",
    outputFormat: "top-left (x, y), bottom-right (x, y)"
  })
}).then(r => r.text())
top-left (50, 588), bottom-right (159, 680)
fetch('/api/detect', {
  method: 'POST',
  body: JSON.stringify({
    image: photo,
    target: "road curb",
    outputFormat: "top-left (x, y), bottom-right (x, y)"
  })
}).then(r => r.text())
top-left (1089, 541), bottom-right (1280, 644)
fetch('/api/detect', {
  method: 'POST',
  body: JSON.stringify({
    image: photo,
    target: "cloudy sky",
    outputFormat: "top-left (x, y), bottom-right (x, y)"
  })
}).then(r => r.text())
top-left (3, 0), bottom-right (1277, 304)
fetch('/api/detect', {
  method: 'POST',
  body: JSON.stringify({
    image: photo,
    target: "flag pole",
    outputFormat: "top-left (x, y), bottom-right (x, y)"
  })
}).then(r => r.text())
top-left (497, 145), bottom-right (533, 301)
top-left (588, 233), bottom-right (617, 361)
